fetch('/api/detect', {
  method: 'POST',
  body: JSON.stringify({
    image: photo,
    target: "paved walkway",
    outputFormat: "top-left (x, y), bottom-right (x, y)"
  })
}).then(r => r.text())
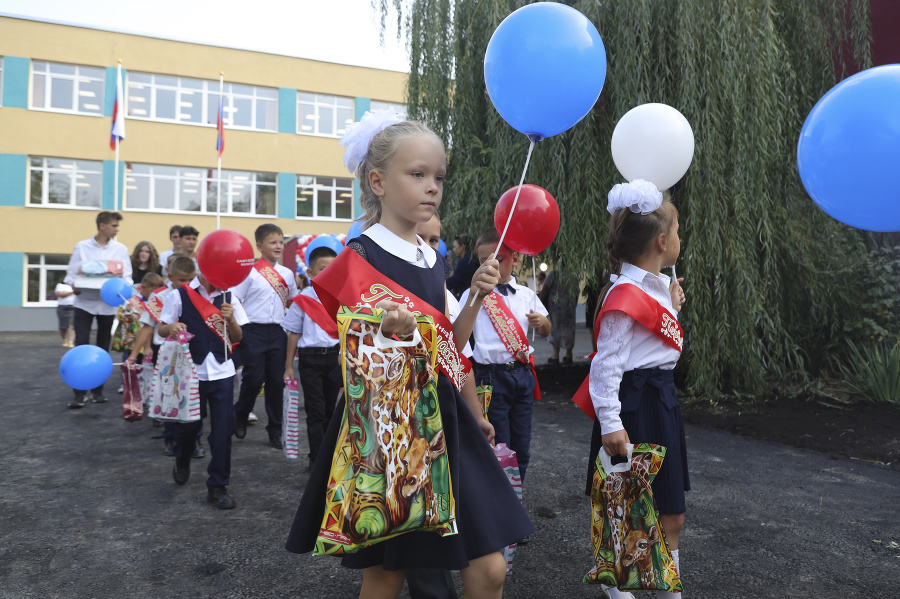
top-left (1, 332), bottom-right (898, 598)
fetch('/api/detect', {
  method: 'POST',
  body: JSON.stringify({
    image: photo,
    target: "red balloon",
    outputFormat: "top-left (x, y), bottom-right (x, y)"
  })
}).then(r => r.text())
top-left (493, 184), bottom-right (560, 256)
top-left (196, 229), bottom-right (255, 289)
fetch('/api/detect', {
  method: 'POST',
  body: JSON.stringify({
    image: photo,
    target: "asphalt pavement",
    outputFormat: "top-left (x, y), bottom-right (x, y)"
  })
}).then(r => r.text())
top-left (1, 331), bottom-right (898, 598)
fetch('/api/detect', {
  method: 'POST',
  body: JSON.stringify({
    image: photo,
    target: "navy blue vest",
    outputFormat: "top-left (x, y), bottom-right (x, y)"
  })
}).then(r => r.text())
top-left (178, 286), bottom-right (232, 365)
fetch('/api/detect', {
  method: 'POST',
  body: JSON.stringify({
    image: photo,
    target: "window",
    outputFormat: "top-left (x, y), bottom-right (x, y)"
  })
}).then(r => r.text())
top-left (26, 254), bottom-right (71, 306)
top-left (370, 100), bottom-right (407, 120)
top-left (30, 61), bottom-right (104, 115)
top-left (28, 157), bottom-right (102, 208)
top-left (297, 92), bottom-right (354, 137)
top-left (127, 73), bottom-right (278, 132)
top-left (125, 163), bottom-right (276, 216)
top-left (296, 176), bottom-right (353, 220)
top-left (0, 57), bottom-right (4, 107)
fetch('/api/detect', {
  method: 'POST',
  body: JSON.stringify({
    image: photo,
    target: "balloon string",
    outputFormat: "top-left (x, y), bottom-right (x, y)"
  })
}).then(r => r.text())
top-left (469, 137), bottom-right (536, 308)
top-left (531, 255), bottom-right (537, 342)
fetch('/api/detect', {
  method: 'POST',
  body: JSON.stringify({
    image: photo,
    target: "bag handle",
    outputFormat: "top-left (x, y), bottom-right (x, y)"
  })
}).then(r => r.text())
top-left (374, 323), bottom-right (421, 349)
top-left (597, 443), bottom-right (634, 473)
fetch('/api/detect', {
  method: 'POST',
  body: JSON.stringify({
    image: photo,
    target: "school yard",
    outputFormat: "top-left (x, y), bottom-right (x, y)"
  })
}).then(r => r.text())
top-left (1, 330), bottom-right (898, 598)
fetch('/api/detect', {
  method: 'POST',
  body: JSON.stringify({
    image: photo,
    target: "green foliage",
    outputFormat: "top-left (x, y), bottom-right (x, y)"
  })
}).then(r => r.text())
top-left (844, 243), bottom-right (900, 345)
top-left (375, 0), bottom-right (872, 397)
top-left (839, 340), bottom-right (900, 404)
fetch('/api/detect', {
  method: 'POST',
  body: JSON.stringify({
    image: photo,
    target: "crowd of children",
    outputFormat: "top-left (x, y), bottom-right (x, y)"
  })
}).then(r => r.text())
top-left (63, 108), bottom-right (691, 599)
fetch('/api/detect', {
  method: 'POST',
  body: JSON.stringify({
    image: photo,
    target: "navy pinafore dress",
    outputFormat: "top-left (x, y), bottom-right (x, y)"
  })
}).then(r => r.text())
top-left (285, 235), bottom-right (534, 570)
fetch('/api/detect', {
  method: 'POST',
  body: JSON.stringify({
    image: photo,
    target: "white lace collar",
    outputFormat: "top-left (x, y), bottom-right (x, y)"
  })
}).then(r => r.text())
top-left (363, 223), bottom-right (436, 268)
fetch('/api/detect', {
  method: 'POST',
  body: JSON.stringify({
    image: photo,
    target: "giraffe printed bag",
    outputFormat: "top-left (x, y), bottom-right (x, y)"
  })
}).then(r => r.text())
top-left (584, 443), bottom-right (682, 593)
top-left (314, 306), bottom-right (456, 556)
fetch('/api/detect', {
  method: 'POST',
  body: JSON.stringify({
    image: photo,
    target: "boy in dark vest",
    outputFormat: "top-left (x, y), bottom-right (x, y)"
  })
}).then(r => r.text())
top-left (232, 224), bottom-right (298, 448)
top-left (157, 271), bottom-right (248, 509)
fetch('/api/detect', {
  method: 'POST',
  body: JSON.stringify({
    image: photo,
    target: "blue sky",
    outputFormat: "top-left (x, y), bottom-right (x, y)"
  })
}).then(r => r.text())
top-left (0, 0), bottom-right (410, 72)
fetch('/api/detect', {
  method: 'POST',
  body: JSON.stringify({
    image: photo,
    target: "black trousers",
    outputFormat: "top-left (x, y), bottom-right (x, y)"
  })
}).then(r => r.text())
top-left (235, 323), bottom-right (286, 436)
top-left (73, 307), bottom-right (115, 397)
top-left (296, 347), bottom-right (340, 462)
top-left (406, 569), bottom-right (458, 599)
top-left (176, 377), bottom-right (234, 488)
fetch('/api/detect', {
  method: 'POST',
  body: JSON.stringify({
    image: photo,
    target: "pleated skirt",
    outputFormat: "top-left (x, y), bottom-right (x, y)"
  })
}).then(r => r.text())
top-left (285, 372), bottom-right (534, 570)
top-left (586, 367), bottom-right (690, 514)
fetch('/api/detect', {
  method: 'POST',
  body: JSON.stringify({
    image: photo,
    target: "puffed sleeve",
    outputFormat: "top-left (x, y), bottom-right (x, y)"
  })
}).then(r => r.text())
top-left (588, 310), bottom-right (634, 434)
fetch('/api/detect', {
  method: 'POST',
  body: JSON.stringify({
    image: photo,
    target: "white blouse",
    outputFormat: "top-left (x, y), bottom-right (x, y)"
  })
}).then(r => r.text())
top-left (589, 263), bottom-right (681, 434)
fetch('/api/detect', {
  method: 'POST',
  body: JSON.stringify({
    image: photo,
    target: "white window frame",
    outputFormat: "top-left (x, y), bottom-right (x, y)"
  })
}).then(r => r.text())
top-left (126, 73), bottom-right (278, 132)
top-left (0, 57), bottom-right (4, 108)
top-left (295, 175), bottom-right (354, 221)
top-left (370, 100), bottom-right (407, 120)
top-left (30, 61), bottom-right (105, 116)
top-left (28, 157), bottom-right (103, 209)
top-left (296, 92), bottom-right (355, 138)
top-left (25, 254), bottom-right (71, 307)
top-left (124, 163), bottom-right (277, 217)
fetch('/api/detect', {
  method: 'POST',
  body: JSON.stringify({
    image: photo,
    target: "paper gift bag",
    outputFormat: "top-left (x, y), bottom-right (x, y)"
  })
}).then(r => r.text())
top-left (477, 384), bottom-right (493, 420)
top-left (314, 306), bottom-right (456, 556)
top-left (121, 362), bottom-right (143, 422)
top-left (584, 443), bottom-right (681, 593)
top-left (112, 305), bottom-right (141, 352)
top-left (282, 377), bottom-right (301, 459)
top-left (493, 443), bottom-right (523, 574)
top-left (147, 330), bottom-right (200, 423)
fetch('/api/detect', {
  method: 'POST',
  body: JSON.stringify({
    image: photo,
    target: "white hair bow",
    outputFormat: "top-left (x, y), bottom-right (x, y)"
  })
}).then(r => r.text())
top-left (607, 179), bottom-right (663, 215)
top-left (340, 109), bottom-right (405, 174)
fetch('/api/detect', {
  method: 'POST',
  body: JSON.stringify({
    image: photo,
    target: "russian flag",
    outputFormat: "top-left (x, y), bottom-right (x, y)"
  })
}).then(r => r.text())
top-left (216, 94), bottom-right (225, 158)
top-left (109, 67), bottom-right (126, 150)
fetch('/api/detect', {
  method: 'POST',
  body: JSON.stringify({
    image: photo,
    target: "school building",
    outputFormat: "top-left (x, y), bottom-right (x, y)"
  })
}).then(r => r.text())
top-left (0, 15), bottom-right (407, 331)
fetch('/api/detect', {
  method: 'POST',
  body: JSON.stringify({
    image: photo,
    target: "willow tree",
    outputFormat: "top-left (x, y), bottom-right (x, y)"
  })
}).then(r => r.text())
top-left (377, 0), bottom-right (872, 397)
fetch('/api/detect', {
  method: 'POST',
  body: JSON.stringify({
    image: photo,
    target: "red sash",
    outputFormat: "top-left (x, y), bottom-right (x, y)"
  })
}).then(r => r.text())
top-left (481, 292), bottom-right (541, 400)
top-left (254, 258), bottom-right (291, 308)
top-left (145, 290), bottom-right (167, 324)
top-left (292, 294), bottom-right (339, 339)
top-left (182, 285), bottom-right (233, 352)
top-left (571, 284), bottom-right (684, 419)
top-left (311, 248), bottom-right (472, 390)
top-left (127, 295), bottom-right (147, 317)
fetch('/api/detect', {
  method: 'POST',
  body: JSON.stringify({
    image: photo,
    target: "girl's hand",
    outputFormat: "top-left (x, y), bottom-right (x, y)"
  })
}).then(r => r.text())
top-left (376, 300), bottom-right (417, 337)
top-left (478, 418), bottom-right (496, 446)
top-left (602, 429), bottom-right (630, 459)
top-left (669, 277), bottom-right (685, 311)
top-left (220, 303), bottom-right (234, 323)
top-left (283, 369), bottom-right (293, 382)
top-left (470, 258), bottom-right (500, 300)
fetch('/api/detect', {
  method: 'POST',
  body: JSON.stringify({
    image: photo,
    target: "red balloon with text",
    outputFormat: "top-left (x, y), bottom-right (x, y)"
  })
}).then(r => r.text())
top-left (493, 184), bottom-right (560, 256)
top-left (196, 229), bottom-right (255, 289)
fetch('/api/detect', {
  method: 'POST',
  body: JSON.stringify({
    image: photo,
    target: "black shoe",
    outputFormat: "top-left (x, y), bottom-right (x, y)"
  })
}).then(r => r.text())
top-left (152, 419), bottom-right (163, 428)
top-left (68, 396), bottom-right (86, 409)
top-left (192, 443), bottom-right (205, 459)
top-left (207, 486), bottom-right (236, 510)
top-left (90, 393), bottom-right (108, 404)
top-left (269, 435), bottom-right (283, 450)
top-left (234, 421), bottom-right (247, 439)
top-left (518, 532), bottom-right (534, 545)
top-left (172, 460), bottom-right (190, 485)
top-left (164, 439), bottom-right (176, 456)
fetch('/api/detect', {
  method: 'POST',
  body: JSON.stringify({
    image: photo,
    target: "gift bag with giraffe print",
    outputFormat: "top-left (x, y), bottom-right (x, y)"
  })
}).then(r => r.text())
top-left (584, 443), bottom-right (682, 593)
top-left (314, 306), bottom-right (456, 556)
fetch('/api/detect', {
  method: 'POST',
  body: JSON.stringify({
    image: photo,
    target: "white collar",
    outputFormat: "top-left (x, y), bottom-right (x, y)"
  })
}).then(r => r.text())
top-left (620, 263), bottom-right (671, 287)
top-left (190, 277), bottom-right (223, 299)
top-left (363, 223), bottom-right (436, 267)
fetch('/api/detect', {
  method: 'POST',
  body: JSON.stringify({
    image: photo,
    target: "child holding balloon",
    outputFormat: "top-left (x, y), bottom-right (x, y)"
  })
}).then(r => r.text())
top-left (578, 179), bottom-right (688, 599)
top-left (285, 111), bottom-right (533, 599)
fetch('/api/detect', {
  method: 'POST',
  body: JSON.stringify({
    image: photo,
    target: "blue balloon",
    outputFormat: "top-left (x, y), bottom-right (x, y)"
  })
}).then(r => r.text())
top-left (59, 345), bottom-right (113, 391)
top-left (437, 238), bottom-right (448, 258)
top-left (484, 2), bottom-right (607, 140)
top-left (347, 219), bottom-right (365, 242)
top-left (305, 235), bottom-right (344, 267)
top-left (798, 65), bottom-right (900, 232)
top-left (100, 278), bottom-right (133, 307)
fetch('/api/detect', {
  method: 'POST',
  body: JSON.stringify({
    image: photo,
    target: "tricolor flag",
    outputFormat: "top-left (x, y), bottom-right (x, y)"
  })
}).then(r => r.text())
top-left (109, 67), bottom-right (126, 150)
top-left (216, 94), bottom-right (225, 158)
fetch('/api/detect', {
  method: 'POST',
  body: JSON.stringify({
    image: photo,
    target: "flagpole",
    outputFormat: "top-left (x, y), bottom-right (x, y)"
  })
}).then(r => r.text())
top-left (114, 60), bottom-right (123, 213)
top-left (217, 72), bottom-right (224, 232)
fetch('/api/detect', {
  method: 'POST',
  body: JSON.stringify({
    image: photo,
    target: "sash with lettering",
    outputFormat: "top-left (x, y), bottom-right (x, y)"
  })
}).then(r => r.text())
top-left (481, 291), bottom-right (541, 400)
top-left (292, 294), bottom-right (339, 339)
top-left (182, 285), bottom-right (234, 352)
top-left (127, 294), bottom-right (147, 317)
top-left (571, 283), bottom-right (684, 419)
top-left (143, 287), bottom-right (170, 324)
top-left (311, 248), bottom-right (471, 390)
top-left (254, 258), bottom-right (291, 308)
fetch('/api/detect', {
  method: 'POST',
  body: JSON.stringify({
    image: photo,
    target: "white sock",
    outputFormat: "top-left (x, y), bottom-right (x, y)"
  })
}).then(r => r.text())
top-left (605, 588), bottom-right (635, 599)
top-left (655, 548), bottom-right (682, 598)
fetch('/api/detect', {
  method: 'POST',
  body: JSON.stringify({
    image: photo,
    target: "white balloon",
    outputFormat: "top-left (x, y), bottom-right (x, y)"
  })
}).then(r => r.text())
top-left (611, 103), bottom-right (695, 191)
